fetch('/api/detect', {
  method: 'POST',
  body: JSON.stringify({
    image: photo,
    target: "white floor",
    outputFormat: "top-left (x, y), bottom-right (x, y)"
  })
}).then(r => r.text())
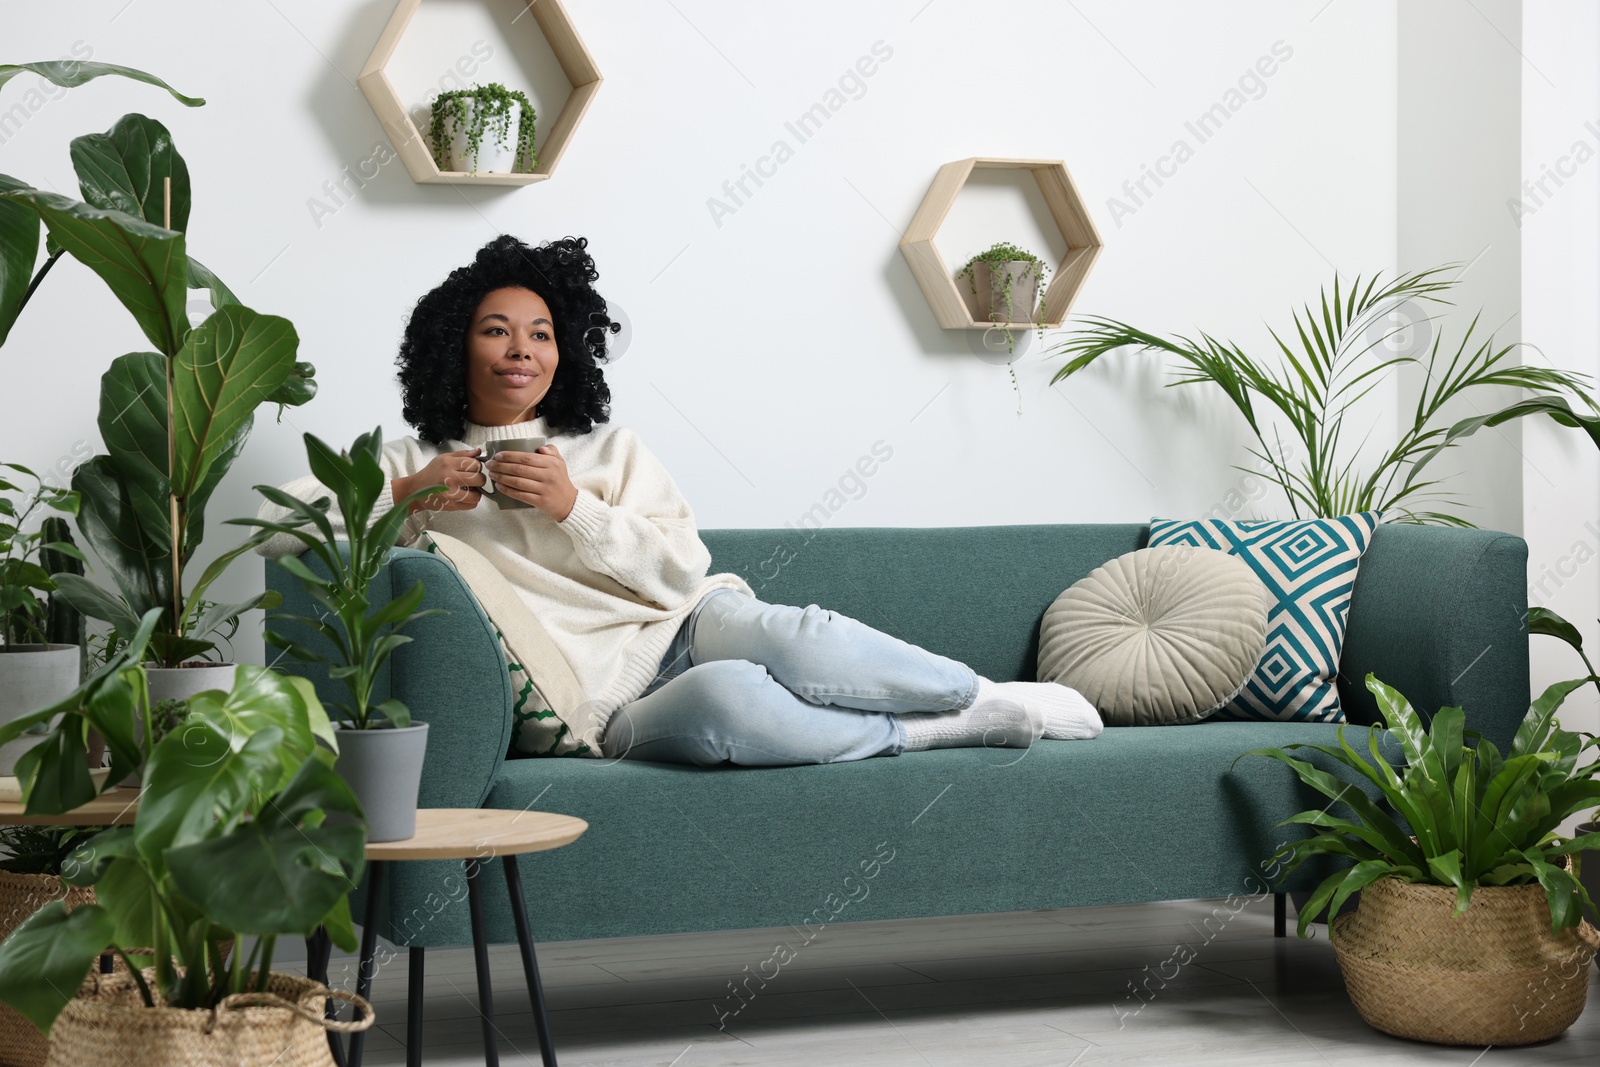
top-left (297, 897), bottom-right (1600, 1066)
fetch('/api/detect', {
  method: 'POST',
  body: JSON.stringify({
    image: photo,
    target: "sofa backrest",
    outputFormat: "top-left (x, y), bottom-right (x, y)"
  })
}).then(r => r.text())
top-left (704, 523), bottom-right (1532, 750)
top-left (702, 524), bottom-right (1148, 684)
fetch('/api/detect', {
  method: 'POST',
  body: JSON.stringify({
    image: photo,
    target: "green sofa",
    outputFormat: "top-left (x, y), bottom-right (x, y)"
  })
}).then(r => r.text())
top-left (266, 522), bottom-right (1530, 948)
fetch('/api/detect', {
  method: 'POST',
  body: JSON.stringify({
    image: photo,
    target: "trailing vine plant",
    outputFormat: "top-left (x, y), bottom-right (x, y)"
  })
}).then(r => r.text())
top-left (958, 242), bottom-right (1051, 415)
top-left (428, 83), bottom-right (537, 174)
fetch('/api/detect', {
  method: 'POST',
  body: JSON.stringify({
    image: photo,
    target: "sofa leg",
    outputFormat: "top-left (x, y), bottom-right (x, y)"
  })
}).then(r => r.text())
top-left (1274, 891), bottom-right (1286, 938)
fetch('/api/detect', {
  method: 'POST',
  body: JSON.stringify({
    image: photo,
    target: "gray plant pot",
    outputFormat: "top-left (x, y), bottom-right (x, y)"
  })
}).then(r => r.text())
top-left (334, 722), bottom-right (429, 843)
top-left (0, 644), bottom-right (80, 774)
top-left (970, 260), bottom-right (1040, 324)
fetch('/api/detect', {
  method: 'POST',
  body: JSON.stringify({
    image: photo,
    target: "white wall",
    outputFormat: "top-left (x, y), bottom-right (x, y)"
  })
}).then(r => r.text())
top-left (1, 0), bottom-right (1400, 667)
top-left (1521, 3), bottom-right (1600, 736)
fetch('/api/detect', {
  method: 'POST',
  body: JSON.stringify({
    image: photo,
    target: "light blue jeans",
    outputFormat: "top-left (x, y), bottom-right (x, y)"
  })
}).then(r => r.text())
top-left (600, 589), bottom-right (980, 766)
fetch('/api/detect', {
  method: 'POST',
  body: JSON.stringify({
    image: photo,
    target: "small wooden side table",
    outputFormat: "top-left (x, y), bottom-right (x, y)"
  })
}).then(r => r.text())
top-left (305, 808), bottom-right (587, 1067)
top-left (0, 786), bottom-right (140, 826)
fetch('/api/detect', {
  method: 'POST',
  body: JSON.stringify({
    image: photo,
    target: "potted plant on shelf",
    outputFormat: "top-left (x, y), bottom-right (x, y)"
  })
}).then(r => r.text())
top-left (1047, 267), bottom-right (1600, 525)
top-left (0, 661), bottom-right (370, 1067)
top-left (0, 465), bottom-right (85, 775)
top-left (0, 59), bottom-right (317, 704)
top-left (427, 83), bottom-right (536, 174)
top-left (0, 825), bottom-right (106, 1067)
top-left (233, 428), bottom-right (445, 843)
top-left (957, 240), bottom-right (1050, 329)
top-left (1246, 673), bottom-right (1600, 1045)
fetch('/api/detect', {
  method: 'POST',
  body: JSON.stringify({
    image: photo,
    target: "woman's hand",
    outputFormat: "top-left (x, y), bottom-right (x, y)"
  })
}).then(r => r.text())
top-left (394, 448), bottom-right (486, 514)
top-left (486, 444), bottom-right (579, 521)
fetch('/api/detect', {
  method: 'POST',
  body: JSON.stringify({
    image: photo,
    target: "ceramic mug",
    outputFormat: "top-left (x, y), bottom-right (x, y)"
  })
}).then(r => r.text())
top-left (482, 436), bottom-right (546, 510)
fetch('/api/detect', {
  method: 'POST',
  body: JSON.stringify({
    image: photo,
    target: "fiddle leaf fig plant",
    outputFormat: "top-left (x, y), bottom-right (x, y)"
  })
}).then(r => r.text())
top-left (0, 663), bottom-right (362, 1031)
top-left (0, 61), bottom-right (317, 667)
top-left (427, 83), bottom-right (536, 173)
top-left (1244, 673), bottom-right (1600, 938)
top-left (230, 427), bottom-right (447, 730)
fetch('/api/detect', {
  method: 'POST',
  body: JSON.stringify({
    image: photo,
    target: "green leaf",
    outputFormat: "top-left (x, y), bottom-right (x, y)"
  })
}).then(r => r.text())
top-left (372, 698), bottom-right (411, 730)
top-left (0, 901), bottom-right (115, 1033)
top-left (47, 573), bottom-right (141, 638)
top-left (0, 61), bottom-right (203, 106)
top-left (186, 256), bottom-right (238, 311)
top-left (71, 455), bottom-right (165, 622)
top-left (165, 754), bottom-right (365, 936)
top-left (97, 351), bottom-right (171, 557)
top-left (1528, 606), bottom-right (1584, 653)
top-left (70, 113), bottom-right (191, 232)
top-left (134, 664), bottom-right (328, 865)
top-left (1, 189), bottom-right (188, 356)
top-left (94, 854), bottom-right (162, 952)
top-left (170, 304), bottom-right (298, 501)
top-left (264, 361), bottom-right (317, 410)
top-left (0, 172), bottom-right (40, 348)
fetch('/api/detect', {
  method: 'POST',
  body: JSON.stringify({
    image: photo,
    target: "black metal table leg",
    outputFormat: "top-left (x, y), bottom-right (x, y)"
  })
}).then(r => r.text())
top-left (407, 946), bottom-right (425, 1067)
top-left (306, 927), bottom-right (346, 1067)
top-left (347, 860), bottom-right (387, 1067)
top-left (503, 855), bottom-right (558, 1067)
top-left (466, 858), bottom-right (500, 1067)
top-left (1274, 891), bottom-right (1286, 938)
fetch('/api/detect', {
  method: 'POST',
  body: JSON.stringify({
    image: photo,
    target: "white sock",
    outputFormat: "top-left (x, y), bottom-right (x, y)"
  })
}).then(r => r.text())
top-left (981, 678), bottom-right (1104, 740)
top-left (899, 681), bottom-right (1045, 752)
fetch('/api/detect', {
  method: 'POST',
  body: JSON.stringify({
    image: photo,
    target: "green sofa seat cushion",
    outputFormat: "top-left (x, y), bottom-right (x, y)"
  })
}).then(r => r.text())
top-left (395, 720), bottom-right (1370, 946)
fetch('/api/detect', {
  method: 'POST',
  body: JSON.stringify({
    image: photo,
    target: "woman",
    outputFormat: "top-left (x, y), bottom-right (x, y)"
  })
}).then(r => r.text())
top-left (258, 235), bottom-right (1101, 765)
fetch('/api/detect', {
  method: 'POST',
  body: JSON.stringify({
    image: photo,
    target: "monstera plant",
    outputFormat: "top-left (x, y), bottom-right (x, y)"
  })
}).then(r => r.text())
top-left (0, 60), bottom-right (316, 672)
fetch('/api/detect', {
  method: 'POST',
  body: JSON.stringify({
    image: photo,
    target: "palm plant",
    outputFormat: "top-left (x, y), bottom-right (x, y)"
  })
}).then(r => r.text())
top-left (1246, 673), bottom-right (1600, 938)
top-left (1048, 267), bottom-right (1600, 525)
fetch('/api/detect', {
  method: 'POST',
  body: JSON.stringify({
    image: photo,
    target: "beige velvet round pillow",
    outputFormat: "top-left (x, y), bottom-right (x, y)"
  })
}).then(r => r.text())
top-left (1038, 546), bottom-right (1271, 727)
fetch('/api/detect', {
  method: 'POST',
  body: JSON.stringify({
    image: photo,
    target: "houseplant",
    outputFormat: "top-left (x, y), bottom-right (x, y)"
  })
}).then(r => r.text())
top-left (427, 83), bottom-right (536, 174)
top-left (0, 825), bottom-right (105, 1067)
top-left (1047, 267), bottom-right (1600, 525)
top-left (0, 464), bottom-right (85, 774)
top-left (1245, 672), bottom-right (1600, 1044)
top-left (0, 59), bottom-right (317, 698)
top-left (232, 428), bottom-right (445, 842)
top-left (958, 241), bottom-right (1050, 414)
top-left (0, 661), bottom-right (370, 1066)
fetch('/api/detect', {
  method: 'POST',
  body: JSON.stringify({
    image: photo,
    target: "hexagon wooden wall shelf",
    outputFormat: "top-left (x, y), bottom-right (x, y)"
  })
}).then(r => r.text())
top-left (358, 0), bottom-right (601, 186)
top-left (900, 157), bottom-right (1103, 329)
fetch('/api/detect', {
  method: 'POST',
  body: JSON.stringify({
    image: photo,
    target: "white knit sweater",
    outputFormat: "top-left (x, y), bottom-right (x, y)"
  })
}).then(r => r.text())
top-left (255, 416), bottom-right (751, 741)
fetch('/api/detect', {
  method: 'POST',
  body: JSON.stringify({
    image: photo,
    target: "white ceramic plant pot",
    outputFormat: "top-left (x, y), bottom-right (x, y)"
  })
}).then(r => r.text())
top-left (143, 661), bottom-right (237, 706)
top-left (334, 722), bottom-right (429, 843)
top-left (440, 101), bottom-right (524, 174)
top-left (0, 644), bottom-right (79, 774)
top-left (122, 662), bottom-right (238, 786)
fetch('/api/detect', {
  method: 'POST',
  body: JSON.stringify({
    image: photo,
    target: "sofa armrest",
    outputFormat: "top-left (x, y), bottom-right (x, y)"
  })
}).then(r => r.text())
top-left (1337, 524), bottom-right (1529, 752)
top-left (264, 545), bottom-right (512, 809)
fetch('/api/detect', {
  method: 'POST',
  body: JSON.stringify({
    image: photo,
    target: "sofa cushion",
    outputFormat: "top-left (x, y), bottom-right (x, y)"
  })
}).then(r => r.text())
top-left (409, 721), bottom-right (1389, 946)
top-left (1149, 513), bottom-right (1380, 723)
top-left (1037, 546), bottom-right (1270, 726)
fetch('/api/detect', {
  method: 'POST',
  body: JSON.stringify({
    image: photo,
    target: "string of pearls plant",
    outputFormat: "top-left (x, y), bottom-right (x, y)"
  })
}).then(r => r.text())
top-left (428, 83), bottom-right (537, 173)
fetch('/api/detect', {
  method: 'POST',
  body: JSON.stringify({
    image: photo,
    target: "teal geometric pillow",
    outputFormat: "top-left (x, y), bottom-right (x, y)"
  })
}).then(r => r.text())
top-left (1147, 513), bottom-right (1380, 723)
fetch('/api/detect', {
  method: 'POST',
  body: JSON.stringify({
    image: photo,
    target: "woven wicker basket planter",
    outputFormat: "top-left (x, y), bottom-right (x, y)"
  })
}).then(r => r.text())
top-left (42, 970), bottom-right (371, 1067)
top-left (1331, 876), bottom-right (1599, 1045)
top-left (0, 871), bottom-right (98, 1067)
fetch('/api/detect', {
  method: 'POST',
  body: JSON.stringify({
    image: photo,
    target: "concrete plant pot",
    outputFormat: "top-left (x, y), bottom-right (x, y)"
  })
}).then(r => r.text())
top-left (334, 722), bottom-right (429, 843)
top-left (0, 643), bottom-right (80, 774)
top-left (970, 260), bottom-right (1041, 324)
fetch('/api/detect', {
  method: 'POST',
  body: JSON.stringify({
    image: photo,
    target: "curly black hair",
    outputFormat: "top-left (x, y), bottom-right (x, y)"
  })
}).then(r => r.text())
top-left (396, 234), bottom-right (617, 444)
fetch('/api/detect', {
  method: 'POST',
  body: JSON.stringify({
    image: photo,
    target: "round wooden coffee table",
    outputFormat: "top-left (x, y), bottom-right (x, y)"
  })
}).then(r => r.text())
top-left (306, 808), bottom-right (587, 1067)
